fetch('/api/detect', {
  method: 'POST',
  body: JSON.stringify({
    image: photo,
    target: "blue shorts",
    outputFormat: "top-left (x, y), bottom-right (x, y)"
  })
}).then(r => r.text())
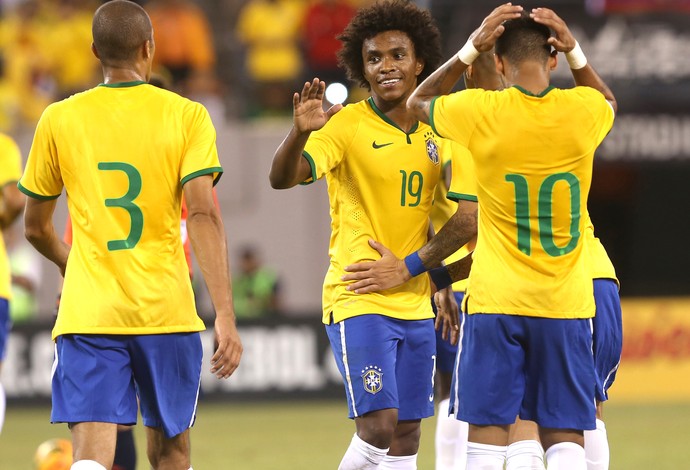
top-left (326, 314), bottom-right (436, 421)
top-left (434, 292), bottom-right (464, 374)
top-left (451, 313), bottom-right (596, 431)
top-left (0, 298), bottom-right (9, 360)
top-left (51, 333), bottom-right (203, 438)
top-left (593, 279), bottom-right (623, 402)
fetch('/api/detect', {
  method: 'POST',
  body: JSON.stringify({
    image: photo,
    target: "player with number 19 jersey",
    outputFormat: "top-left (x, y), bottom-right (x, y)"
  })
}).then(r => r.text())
top-left (18, 81), bottom-right (221, 339)
top-left (302, 97), bottom-right (442, 324)
top-left (430, 86), bottom-right (614, 319)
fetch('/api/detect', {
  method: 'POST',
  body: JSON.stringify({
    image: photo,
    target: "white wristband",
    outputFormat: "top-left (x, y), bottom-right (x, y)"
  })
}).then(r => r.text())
top-left (566, 41), bottom-right (587, 70)
top-left (457, 39), bottom-right (480, 65)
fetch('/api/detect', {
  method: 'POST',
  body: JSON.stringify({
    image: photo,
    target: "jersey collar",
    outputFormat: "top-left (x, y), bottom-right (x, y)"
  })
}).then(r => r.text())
top-left (99, 80), bottom-right (148, 88)
top-left (512, 85), bottom-right (554, 97)
top-left (367, 97), bottom-right (418, 144)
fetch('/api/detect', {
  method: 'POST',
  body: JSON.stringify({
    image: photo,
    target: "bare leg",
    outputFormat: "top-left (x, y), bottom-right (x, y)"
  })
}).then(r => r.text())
top-left (146, 426), bottom-right (191, 470)
top-left (388, 419), bottom-right (422, 456)
top-left (70, 422), bottom-right (118, 469)
top-left (354, 408), bottom-right (399, 450)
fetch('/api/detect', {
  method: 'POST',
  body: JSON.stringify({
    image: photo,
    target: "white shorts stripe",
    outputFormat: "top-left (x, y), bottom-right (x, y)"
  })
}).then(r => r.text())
top-left (340, 322), bottom-right (358, 417)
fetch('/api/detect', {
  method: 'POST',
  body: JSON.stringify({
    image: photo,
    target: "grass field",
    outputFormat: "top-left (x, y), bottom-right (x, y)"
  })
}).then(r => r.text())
top-left (2, 400), bottom-right (689, 469)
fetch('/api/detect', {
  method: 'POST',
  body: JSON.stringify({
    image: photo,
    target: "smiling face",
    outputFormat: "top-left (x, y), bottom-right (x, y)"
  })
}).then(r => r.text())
top-left (362, 30), bottom-right (424, 105)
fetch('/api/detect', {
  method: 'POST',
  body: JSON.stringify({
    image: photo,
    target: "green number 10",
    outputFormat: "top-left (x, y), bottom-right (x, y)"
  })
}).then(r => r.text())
top-left (505, 172), bottom-right (581, 257)
top-left (98, 162), bottom-right (143, 251)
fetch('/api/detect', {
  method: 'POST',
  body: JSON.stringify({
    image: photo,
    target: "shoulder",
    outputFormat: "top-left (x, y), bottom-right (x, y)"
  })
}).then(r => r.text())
top-left (561, 86), bottom-right (608, 104)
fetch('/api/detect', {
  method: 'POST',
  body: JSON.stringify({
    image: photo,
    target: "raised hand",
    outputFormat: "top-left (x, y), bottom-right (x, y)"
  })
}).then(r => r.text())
top-left (342, 239), bottom-right (412, 294)
top-left (293, 78), bottom-right (343, 134)
top-left (530, 7), bottom-right (576, 53)
top-left (470, 3), bottom-right (524, 52)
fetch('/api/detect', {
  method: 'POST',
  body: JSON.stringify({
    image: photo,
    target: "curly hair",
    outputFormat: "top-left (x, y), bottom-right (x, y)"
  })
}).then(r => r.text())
top-left (336, 0), bottom-right (442, 90)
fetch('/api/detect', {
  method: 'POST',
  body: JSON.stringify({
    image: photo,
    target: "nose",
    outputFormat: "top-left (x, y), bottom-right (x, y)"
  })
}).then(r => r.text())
top-left (380, 55), bottom-right (395, 72)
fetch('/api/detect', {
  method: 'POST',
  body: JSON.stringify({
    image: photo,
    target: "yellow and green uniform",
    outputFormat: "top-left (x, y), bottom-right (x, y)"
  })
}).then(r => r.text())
top-left (430, 142), bottom-right (477, 292)
top-left (303, 97), bottom-right (443, 324)
top-left (584, 213), bottom-right (617, 283)
top-left (19, 81), bottom-right (221, 339)
top-left (0, 132), bottom-right (22, 300)
top-left (431, 86), bottom-right (614, 319)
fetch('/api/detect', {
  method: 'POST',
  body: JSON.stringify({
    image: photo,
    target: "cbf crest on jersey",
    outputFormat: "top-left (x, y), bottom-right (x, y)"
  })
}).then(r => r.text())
top-left (424, 131), bottom-right (440, 165)
top-left (362, 365), bottom-right (383, 395)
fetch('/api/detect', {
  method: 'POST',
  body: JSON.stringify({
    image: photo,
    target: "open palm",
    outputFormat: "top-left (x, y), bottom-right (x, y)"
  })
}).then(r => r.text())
top-left (293, 78), bottom-right (342, 133)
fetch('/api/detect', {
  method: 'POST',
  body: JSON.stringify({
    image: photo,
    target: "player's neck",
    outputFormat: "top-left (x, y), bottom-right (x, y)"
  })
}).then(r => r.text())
top-left (370, 94), bottom-right (418, 133)
top-left (101, 66), bottom-right (148, 85)
top-left (503, 62), bottom-right (551, 96)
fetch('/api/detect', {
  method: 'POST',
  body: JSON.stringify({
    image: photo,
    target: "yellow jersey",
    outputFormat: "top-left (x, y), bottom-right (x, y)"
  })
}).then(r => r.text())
top-left (430, 142), bottom-right (477, 292)
top-left (19, 81), bottom-right (222, 338)
top-left (584, 213), bottom-right (617, 283)
top-left (431, 86), bottom-right (614, 319)
top-left (0, 132), bottom-right (23, 299)
top-left (303, 97), bottom-right (442, 323)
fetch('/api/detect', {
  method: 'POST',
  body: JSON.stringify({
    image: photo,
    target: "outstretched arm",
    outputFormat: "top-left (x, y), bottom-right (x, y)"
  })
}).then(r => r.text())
top-left (407, 3), bottom-right (523, 124)
top-left (185, 174), bottom-right (242, 379)
top-left (269, 78), bottom-right (343, 189)
top-left (531, 7), bottom-right (617, 113)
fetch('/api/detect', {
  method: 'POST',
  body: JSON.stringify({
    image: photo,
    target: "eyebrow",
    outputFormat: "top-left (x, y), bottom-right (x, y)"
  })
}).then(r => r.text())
top-left (365, 45), bottom-right (408, 56)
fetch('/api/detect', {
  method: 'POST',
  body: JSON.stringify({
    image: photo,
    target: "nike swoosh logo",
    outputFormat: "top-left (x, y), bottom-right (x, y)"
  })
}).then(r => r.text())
top-left (372, 141), bottom-right (393, 149)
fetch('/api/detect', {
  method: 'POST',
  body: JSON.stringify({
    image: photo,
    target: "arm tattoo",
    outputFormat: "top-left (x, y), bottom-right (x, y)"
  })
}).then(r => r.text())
top-left (419, 208), bottom-right (478, 268)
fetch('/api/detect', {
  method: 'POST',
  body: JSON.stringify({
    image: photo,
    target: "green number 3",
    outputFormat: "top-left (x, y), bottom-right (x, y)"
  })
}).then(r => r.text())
top-left (98, 162), bottom-right (143, 251)
top-left (505, 172), bottom-right (581, 257)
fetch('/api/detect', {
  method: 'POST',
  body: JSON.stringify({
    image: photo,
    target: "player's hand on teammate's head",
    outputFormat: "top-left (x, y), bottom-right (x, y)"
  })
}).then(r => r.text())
top-left (530, 7), bottom-right (577, 53)
top-left (341, 239), bottom-right (412, 293)
top-left (292, 78), bottom-right (342, 134)
top-left (471, 3), bottom-right (523, 52)
top-left (211, 317), bottom-right (243, 379)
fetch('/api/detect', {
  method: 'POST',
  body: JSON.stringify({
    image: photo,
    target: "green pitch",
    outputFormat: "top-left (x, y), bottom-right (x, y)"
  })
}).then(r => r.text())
top-left (2, 400), bottom-right (688, 469)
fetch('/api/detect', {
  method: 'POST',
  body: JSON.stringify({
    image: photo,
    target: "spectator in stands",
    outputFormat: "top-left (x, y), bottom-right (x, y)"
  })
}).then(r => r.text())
top-left (145, 0), bottom-right (222, 101)
top-left (45, 0), bottom-right (101, 98)
top-left (0, 0), bottom-right (57, 130)
top-left (235, 0), bottom-right (304, 117)
top-left (302, 0), bottom-right (355, 86)
top-left (232, 245), bottom-right (281, 319)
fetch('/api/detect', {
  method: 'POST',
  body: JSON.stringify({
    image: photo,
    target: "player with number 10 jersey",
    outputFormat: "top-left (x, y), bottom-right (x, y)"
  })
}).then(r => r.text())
top-left (19, 81), bottom-right (221, 339)
top-left (431, 86), bottom-right (614, 319)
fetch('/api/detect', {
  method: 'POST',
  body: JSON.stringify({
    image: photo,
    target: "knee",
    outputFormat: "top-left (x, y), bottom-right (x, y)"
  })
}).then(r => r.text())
top-left (356, 412), bottom-right (398, 449)
top-left (391, 421), bottom-right (422, 455)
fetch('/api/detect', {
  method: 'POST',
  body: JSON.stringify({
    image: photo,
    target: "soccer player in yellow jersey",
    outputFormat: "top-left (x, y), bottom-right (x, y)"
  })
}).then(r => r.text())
top-left (429, 51), bottom-right (505, 470)
top-left (269, 2), bottom-right (454, 468)
top-left (403, 5), bottom-right (617, 470)
top-left (0, 132), bottom-right (25, 435)
top-left (18, 1), bottom-right (242, 469)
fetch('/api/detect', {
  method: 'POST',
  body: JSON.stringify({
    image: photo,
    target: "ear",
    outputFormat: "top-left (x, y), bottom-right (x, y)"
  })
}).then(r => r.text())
top-left (548, 50), bottom-right (558, 71)
top-left (494, 53), bottom-right (504, 76)
top-left (146, 39), bottom-right (153, 59)
top-left (91, 43), bottom-right (100, 60)
top-left (415, 58), bottom-right (424, 76)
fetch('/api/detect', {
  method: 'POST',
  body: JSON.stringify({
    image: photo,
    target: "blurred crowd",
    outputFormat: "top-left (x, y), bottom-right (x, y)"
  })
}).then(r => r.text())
top-left (0, 0), bottom-right (376, 136)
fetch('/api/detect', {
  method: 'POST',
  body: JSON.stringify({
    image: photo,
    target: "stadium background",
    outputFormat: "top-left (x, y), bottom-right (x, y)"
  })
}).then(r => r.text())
top-left (2, 0), bottom-right (690, 468)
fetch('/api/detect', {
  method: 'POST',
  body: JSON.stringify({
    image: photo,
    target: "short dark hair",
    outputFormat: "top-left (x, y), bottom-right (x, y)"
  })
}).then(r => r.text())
top-left (337, 0), bottom-right (442, 90)
top-left (92, 0), bottom-right (152, 64)
top-left (495, 11), bottom-right (552, 66)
